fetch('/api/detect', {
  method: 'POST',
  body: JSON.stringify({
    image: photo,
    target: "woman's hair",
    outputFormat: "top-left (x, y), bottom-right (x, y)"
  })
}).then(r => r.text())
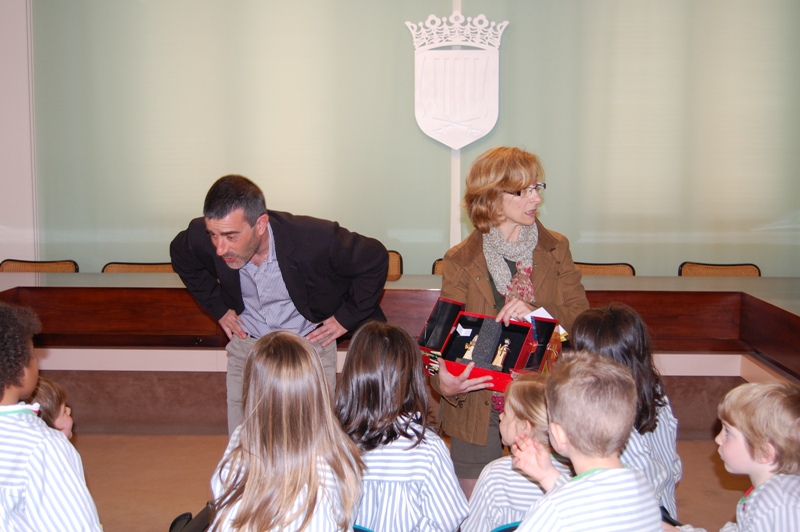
top-left (335, 321), bottom-right (430, 452)
top-left (212, 331), bottom-right (363, 531)
top-left (571, 303), bottom-right (666, 434)
top-left (719, 382), bottom-right (800, 475)
top-left (464, 147), bottom-right (545, 233)
top-left (504, 373), bottom-right (549, 446)
top-left (0, 303), bottom-right (41, 401)
top-left (29, 376), bottom-right (67, 428)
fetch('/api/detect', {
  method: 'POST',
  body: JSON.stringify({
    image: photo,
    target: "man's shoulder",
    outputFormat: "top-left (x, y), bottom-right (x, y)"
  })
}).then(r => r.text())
top-left (178, 217), bottom-right (211, 245)
top-left (268, 210), bottom-right (334, 228)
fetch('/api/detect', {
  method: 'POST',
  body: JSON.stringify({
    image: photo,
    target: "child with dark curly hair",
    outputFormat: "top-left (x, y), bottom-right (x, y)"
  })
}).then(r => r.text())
top-left (0, 302), bottom-right (100, 530)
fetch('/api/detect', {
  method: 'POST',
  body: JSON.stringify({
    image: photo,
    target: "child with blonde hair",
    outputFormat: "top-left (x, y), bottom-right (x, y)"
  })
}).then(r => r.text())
top-left (211, 331), bottom-right (364, 531)
top-left (461, 373), bottom-right (572, 531)
top-left (28, 376), bottom-right (74, 439)
top-left (512, 351), bottom-right (662, 531)
top-left (669, 381), bottom-right (800, 531)
top-left (335, 321), bottom-right (468, 531)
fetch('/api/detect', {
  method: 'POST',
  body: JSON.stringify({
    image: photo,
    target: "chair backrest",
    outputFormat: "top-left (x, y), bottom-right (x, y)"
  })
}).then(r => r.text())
top-left (102, 262), bottom-right (174, 273)
top-left (387, 250), bottom-right (403, 281)
top-left (678, 261), bottom-right (761, 277)
top-left (0, 259), bottom-right (79, 273)
top-left (432, 258), bottom-right (443, 275)
top-left (575, 262), bottom-right (635, 276)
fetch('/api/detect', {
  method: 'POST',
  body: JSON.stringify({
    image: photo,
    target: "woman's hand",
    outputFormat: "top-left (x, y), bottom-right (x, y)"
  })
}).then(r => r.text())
top-left (437, 359), bottom-right (492, 396)
top-left (496, 300), bottom-right (534, 326)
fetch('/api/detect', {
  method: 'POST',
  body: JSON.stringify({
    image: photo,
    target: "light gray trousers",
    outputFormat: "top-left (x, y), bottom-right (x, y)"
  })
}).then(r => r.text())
top-left (225, 334), bottom-right (337, 434)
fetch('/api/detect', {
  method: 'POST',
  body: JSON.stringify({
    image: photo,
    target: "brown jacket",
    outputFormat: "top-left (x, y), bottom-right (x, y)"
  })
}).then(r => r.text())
top-left (434, 220), bottom-right (589, 445)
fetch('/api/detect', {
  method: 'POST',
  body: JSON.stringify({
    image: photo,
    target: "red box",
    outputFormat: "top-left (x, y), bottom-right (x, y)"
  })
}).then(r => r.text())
top-left (418, 298), bottom-right (559, 392)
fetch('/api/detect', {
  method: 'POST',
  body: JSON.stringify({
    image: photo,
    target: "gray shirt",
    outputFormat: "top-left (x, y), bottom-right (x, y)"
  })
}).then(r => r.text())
top-left (238, 223), bottom-right (316, 338)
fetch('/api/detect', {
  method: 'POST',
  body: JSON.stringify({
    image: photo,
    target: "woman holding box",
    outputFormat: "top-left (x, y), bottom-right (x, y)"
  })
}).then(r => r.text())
top-left (433, 146), bottom-right (589, 498)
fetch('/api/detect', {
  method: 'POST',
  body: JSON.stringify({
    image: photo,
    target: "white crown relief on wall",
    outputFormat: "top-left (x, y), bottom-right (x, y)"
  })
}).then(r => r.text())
top-left (406, 11), bottom-right (509, 150)
top-left (406, 12), bottom-right (509, 51)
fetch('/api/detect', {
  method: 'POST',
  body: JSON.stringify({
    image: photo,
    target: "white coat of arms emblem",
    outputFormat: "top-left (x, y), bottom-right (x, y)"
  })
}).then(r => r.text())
top-left (406, 12), bottom-right (509, 150)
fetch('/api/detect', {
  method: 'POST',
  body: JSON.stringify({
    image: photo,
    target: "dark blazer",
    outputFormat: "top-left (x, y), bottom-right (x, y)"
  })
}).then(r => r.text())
top-left (169, 211), bottom-right (388, 331)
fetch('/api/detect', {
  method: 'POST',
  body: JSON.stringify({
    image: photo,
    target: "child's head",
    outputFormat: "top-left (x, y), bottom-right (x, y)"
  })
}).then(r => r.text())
top-left (335, 321), bottom-right (430, 451)
top-left (571, 303), bottom-right (665, 433)
top-left (0, 303), bottom-right (42, 404)
top-left (242, 330), bottom-right (337, 445)
top-left (716, 382), bottom-right (800, 477)
top-left (30, 376), bottom-right (73, 439)
top-left (547, 350), bottom-right (637, 458)
top-left (500, 373), bottom-right (548, 447)
top-left (216, 331), bottom-right (363, 530)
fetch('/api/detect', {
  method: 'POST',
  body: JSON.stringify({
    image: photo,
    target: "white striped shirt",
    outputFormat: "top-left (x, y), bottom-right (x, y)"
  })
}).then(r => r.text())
top-left (620, 399), bottom-right (682, 518)
top-left (462, 455), bottom-right (573, 532)
top-left (0, 403), bottom-right (102, 531)
top-left (353, 425), bottom-right (468, 532)
top-left (679, 474), bottom-right (800, 532)
top-left (518, 467), bottom-right (662, 532)
top-left (211, 426), bottom-right (350, 531)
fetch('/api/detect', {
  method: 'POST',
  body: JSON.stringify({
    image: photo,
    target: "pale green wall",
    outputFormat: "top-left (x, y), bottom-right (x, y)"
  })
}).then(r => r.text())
top-left (32, 0), bottom-right (800, 275)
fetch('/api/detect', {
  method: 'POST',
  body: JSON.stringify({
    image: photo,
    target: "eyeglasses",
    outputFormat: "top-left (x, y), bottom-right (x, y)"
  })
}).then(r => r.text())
top-left (504, 183), bottom-right (546, 198)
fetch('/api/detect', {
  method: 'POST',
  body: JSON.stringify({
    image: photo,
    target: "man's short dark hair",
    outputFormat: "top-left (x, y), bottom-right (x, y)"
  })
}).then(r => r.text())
top-left (0, 303), bottom-right (41, 399)
top-left (203, 175), bottom-right (268, 226)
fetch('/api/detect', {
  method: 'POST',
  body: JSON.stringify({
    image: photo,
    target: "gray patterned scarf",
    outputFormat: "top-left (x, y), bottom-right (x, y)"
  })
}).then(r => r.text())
top-left (482, 224), bottom-right (538, 304)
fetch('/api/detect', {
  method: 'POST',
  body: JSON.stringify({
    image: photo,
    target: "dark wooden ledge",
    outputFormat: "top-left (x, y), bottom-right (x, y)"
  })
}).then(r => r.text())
top-left (1, 278), bottom-right (798, 379)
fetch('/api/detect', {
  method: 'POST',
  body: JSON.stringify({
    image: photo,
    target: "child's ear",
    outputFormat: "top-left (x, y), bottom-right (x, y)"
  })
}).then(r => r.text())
top-left (520, 420), bottom-right (534, 437)
top-left (756, 442), bottom-right (778, 466)
top-left (549, 422), bottom-right (568, 453)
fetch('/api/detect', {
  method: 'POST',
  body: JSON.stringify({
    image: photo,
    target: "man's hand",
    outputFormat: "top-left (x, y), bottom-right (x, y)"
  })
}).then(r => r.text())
top-left (306, 316), bottom-right (347, 347)
top-left (219, 309), bottom-right (247, 340)
top-left (437, 359), bottom-right (492, 396)
top-left (511, 434), bottom-right (561, 492)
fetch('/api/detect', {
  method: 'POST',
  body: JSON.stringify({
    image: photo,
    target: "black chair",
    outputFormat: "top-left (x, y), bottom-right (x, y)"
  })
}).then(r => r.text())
top-left (169, 502), bottom-right (212, 532)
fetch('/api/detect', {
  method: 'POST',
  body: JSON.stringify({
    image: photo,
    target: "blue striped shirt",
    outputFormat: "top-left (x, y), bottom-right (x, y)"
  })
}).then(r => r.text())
top-left (0, 403), bottom-right (102, 531)
top-left (353, 424), bottom-right (468, 532)
top-left (518, 467), bottom-right (662, 532)
top-left (679, 473), bottom-right (800, 532)
top-left (462, 455), bottom-right (573, 532)
top-left (239, 223), bottom-right (316, 338)
top-left (620, 399), bottom-right (682, 517)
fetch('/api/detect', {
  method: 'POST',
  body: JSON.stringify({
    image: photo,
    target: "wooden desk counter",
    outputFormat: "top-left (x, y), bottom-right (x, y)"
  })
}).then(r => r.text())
top-left (1, 273), bottom-right (799, 375)
top-left (1, 273), bottom-right (798, 435)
